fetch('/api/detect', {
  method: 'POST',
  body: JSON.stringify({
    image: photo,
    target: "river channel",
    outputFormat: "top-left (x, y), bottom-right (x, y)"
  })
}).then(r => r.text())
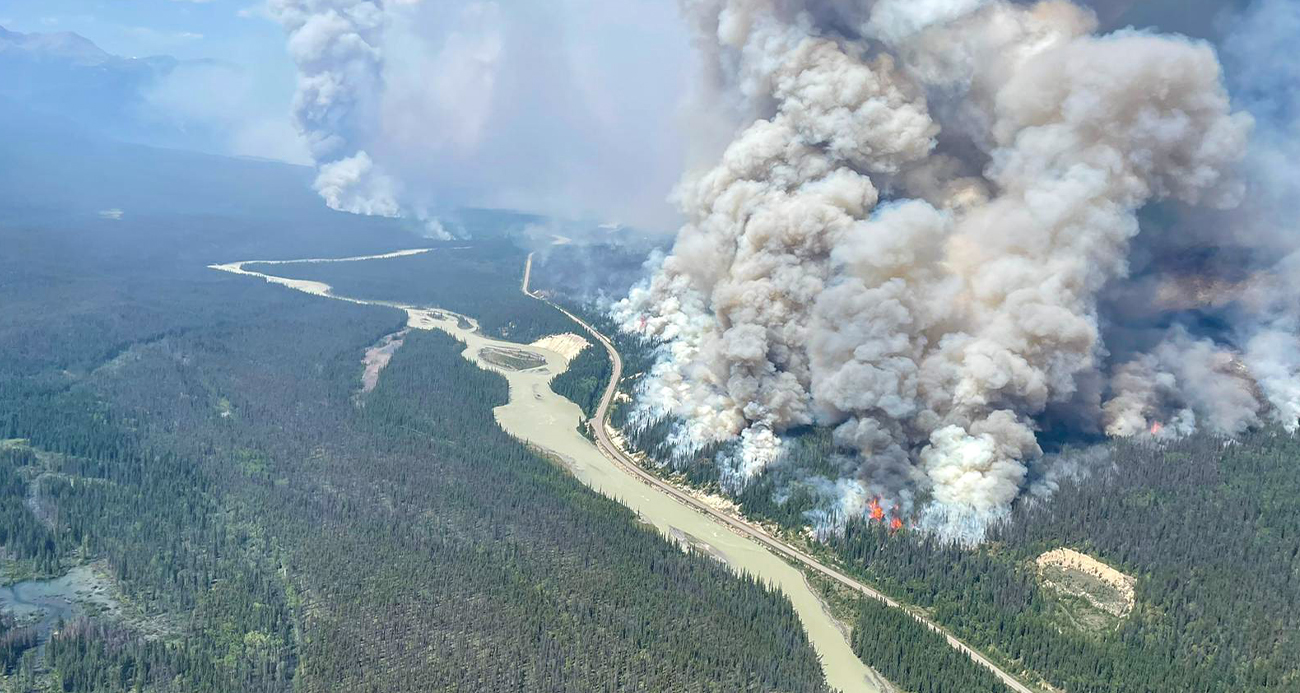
top-left (214, 254), bottom-right (890, 693)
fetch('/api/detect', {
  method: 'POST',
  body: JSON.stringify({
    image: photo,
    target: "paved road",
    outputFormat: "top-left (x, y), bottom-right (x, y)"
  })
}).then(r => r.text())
top-left (522, 255), bottom-right (1037, 693)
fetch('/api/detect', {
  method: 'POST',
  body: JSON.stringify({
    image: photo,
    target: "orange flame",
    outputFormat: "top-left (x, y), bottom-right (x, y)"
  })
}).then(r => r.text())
top-left (868, 497), bottom-right (885, 522)
top-left (1149, 421), bottom-right (1164, 436)
top-left (889, 517), bottom-right (904, 532)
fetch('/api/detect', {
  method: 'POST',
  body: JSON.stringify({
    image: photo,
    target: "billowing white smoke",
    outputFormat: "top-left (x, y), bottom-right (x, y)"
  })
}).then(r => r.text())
top-left (270, 0), bottom-right (401, 216)
top-left (618, 0), bottom-right (1269, 537)
top-left (314, 152), bottom-right (400, 216)
top-left (1223, 0), bottom-right (1300, 432)
top-left (266, 0), bottom-right (698, 231)
top-left (1103, 327), bottom-right (1261, 439)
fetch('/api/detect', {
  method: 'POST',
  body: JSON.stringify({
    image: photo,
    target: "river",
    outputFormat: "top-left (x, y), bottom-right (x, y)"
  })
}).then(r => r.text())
top-left (214, 256), bottom-right (891, 693)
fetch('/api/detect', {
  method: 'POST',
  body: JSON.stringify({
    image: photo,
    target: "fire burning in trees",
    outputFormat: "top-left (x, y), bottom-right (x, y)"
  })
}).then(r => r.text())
top-left (868, 498), bottom-right (885, 522)
top-left (868, 497), bottom-right (906, 532)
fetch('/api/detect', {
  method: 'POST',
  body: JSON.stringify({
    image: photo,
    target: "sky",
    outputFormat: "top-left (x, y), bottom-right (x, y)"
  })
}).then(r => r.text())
top-left (0, 0), bottom-right (1256, 231)
top-left (2, 0), bottom-right (306, 162)
top-left (1, 0), bottom-right (697, 229)
top-left (0, 0), bottom-right (283, 61)
top-left (371, 0), bottom-right (697, 229)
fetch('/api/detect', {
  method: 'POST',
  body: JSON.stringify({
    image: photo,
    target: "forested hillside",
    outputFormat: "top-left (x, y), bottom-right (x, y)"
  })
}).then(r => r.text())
top-left (598, 298), bottom-right (1300, 693)
top-left (0, 179), bottom-right (833, 691)
top-left (850, 596), bottom-right (1005, 693)
top-left (807, 431), bottom-right (1300, 693)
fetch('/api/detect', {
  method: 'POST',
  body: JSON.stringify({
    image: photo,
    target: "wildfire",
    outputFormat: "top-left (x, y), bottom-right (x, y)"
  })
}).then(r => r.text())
top-left (868, 497), bottom-right (905, 532)
top-left (868, 497), bottom-right (885, 522)
top-left (1149, 421), bottom-right (1164, 436)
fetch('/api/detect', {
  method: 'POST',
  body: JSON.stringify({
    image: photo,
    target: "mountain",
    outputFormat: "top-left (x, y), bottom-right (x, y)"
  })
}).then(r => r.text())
top-left (0, 25), bottom-right (111, 64)
top-left (0, 25), bottom-right (220, 152)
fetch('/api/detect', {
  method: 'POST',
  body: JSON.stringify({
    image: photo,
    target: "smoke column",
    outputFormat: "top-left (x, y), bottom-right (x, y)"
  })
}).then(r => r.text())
top-left (270, 0), bottom-right (401, 217)
top-left (265, 1), bottom-right (696, 233)
top-left (617, 0), bottom-right (1281, 539)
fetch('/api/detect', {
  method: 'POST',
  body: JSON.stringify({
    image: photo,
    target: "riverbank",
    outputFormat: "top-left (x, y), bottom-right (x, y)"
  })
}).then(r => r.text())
top-left (215, 254), bottom-right (890, 693)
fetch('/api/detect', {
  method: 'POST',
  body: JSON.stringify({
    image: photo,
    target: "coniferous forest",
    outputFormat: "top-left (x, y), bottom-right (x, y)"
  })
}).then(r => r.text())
top-left (602, 302), bottom-right (1300, 693)
top-left (549, 340), bottom-right (612, 421)
top-left (245, 242), bottom-right (576, 343)
top-left (6, 120), bottom-right (1300, 693)
top-left (0, 146), bottom-right (833, 692)
top-left (849, 596), bottom-right (1005, 693)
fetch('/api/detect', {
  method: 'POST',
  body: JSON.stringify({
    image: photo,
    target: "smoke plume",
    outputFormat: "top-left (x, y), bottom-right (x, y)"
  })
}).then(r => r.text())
top-left (617, 0), bottom-right (1291, 538)
top-left (270, 0), bottom-right (401, 217)
top-left (269, 0), bottom-right (695, 230)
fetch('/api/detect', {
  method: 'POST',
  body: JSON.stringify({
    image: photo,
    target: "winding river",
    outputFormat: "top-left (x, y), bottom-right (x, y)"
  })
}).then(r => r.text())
top-left (212, 253), bottom-right (891, 693)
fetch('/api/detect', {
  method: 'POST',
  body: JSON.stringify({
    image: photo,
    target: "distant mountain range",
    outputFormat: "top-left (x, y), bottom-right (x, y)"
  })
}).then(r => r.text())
top-left (0, 24), bottom-right (223, 152)
top-left (0, 24), bottom-right (113, 63)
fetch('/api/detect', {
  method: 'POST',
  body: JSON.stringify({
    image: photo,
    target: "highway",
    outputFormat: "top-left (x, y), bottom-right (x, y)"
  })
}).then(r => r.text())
top-left (523, 254), bottom-right (1038, 693)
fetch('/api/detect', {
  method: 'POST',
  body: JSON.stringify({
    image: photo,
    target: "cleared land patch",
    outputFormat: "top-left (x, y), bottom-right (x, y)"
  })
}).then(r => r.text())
top-left (361, 328), bottom-right (410, 393)
top-left (530, 333), bottom-right (589, 363)
top-left (1037, 548), bottom-right (1136, 618)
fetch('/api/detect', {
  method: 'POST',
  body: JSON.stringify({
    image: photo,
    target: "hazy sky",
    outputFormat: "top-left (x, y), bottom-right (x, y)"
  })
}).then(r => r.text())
top-left (1, 1), bottom-right (286, 63)
top-left (1, 1), bottom-right (304, 160)
top-left (1, 0), bottom-right (697, 229)
top-left (373, 0), bottom-right (696, 229)
top-left (0, 0), bottom-right (1259, 230)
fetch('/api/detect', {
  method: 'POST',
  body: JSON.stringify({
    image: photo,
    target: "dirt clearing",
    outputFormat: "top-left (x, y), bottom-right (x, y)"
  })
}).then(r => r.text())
top-left (530, 333), bottom-right (589, 362)
top-left (1037, 548), bottom-right (1136, 618)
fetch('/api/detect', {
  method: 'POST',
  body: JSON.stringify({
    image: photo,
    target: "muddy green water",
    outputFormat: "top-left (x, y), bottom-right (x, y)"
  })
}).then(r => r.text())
top-left (0, 565), bottom-right (118, 640)
top-left (218, 258), bottom-right (890, 693)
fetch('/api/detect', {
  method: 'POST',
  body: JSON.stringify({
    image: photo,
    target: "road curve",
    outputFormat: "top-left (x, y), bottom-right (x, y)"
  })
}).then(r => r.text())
top-left (522, 254), bottom-right (1037, 693)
